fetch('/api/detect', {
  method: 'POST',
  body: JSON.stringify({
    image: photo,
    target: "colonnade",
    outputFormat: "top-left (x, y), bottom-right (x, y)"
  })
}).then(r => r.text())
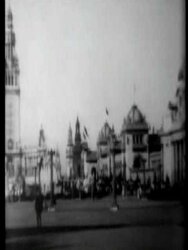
top-left (173, 139), bottom-right (185, 183)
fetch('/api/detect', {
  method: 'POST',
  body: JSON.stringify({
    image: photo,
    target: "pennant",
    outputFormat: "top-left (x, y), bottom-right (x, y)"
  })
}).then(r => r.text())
top-left (84, 126), bottom-right (88, 137)
top-left (83, 132), bottom-right (86, 140)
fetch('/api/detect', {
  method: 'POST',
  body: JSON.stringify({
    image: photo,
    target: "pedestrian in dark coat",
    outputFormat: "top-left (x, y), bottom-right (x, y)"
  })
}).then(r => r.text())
top-left (35, 189), bottom-right (43, 228)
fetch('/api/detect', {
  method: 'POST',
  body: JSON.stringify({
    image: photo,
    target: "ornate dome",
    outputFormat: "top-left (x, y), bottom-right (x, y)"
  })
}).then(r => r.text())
top-left (122, 104), bottom-right (148, 131)
top-left (97, 122), bottom-right (112, 144)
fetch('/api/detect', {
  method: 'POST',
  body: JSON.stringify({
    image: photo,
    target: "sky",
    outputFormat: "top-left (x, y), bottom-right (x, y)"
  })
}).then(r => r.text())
top-left (7, 0), bottom-right (185, 173)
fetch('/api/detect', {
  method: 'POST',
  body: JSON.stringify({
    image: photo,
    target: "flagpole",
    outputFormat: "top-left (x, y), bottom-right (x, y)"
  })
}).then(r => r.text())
top-left (133, 83), bottom-right (136, 105)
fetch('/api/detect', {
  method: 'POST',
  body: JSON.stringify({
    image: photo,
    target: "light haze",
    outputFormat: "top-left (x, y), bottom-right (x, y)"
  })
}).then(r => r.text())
top-left (9, 0), bottom-right (185, 173)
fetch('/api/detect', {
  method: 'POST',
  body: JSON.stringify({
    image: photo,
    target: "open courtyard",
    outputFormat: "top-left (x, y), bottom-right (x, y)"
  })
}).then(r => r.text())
top-left (6, 196), bottom-right (185, 250)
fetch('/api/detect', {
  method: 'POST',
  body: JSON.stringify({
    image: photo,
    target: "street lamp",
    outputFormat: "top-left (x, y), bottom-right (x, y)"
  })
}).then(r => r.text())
top-left (121, 137), bottom-right (126, 198)
top-left (19, 147), bottom-right (23, 171)
top-left (18, 147), bottom-right (24, 200)
top-left (48, 149), bottom-right (55, 208)
top-left (34, 165), bottom-right (37, 190)
top-left (110, 130), bottom-right (119, 211)
top-left (37, 156), bottom-right (43, 192)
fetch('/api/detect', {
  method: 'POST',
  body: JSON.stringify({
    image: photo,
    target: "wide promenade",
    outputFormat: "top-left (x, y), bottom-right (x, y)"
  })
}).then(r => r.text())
top-left (6, 196), bottom-right (185, 250)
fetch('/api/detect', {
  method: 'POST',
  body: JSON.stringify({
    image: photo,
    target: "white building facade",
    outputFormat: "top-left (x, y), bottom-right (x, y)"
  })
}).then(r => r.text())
top-left (161, 66), bottom-right (185, 186)
top-left (5, 6), bottom-right (22, 197)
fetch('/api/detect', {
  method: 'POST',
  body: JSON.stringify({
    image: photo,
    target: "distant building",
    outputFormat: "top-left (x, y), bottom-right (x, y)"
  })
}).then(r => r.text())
top-left (66, 117), bottom-right (99, 179)
top-left (96, 105), bottom-right (161, 185)
top-left (5, 6), bottom-right (22, 197)
top-left (82, 145), bottom-right (98, 178)
top-left (97, 122), bottom-right (113, 176)
top-left (148, 133), bottom-right (162, 181)
top-left (97, 122), bottom-right (122, 177)
top-left (121, 104), bottom-right (149, 183)
top-left (73, 117), bottom-right (83, 178)
top-left (23, 126), bottom-right (61, 196)
top-left (66, 124), bottom-right (74, 178)
top-left (160, 65), bottom-right (185, 186)
top-left (66, 117), bottom-right (84, 179)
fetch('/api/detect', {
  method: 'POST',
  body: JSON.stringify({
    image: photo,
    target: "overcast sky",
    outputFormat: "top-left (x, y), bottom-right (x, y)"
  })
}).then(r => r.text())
top-left (8, 0), bottom-right (185, 172)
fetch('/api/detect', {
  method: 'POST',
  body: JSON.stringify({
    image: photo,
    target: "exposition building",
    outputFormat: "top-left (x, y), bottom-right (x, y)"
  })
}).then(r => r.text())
top-left (5, 6), bottom-right (61, 200)
top-left (160, 65), bottom-right (185, 187)
top-left (66, 105), bottom-right (161, 185)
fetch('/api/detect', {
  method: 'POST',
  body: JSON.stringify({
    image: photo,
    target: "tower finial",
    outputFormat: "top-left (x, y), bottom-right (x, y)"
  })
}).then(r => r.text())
top-left (133, 82), bottom-right (136, 105)
top-left (6, 0), bottom-right (13, 30)
top-left (67, 124), bottom-right (73, 146)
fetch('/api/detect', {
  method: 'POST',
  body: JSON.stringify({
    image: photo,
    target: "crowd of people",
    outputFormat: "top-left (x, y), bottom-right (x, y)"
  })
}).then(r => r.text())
top-left (59, 173), bottom-right (171, 200)
top-left (6, 172), bottom-right (172, 204)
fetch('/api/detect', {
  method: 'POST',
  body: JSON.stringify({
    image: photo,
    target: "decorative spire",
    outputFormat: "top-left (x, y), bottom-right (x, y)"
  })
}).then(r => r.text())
top-left (67, 124), bottom-right (73, 146)
top-left (133, 82), bottom-right (136, 105)
top-left (39, 125), bottom-right (45, 147)
top-left (6, 0), bottom-right (13, 30)
top-left (5, 1), bottom-right (19, 88)
top-left (75, 117), bottom-right (81, 144)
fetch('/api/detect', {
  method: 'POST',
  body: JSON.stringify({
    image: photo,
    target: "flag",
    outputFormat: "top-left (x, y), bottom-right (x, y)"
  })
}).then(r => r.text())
top-left (83, 132), bottom-right (86, 140)
top-left (84, 126), bottom-right (88, 137)
top-left (106, 108), bottom-right (109, 115)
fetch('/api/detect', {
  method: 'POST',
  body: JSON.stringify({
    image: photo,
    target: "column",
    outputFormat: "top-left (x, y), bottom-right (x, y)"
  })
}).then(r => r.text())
top-left (183, 139), bottom-right (185, 180)
top-left (108, 152), bottom-right (111, 177)
top-left (161, 144), bottom-right (164, 182)
top-left (173, 142), bottom-right (177, 184)
top-left (175, 142), bottom-right (178, 183)
top-left (176, 141), bottom-right (179, 183)
top-left (177, 141), bottom-right (179, 182)
top-left (180, 141), bottom-right (183, 181)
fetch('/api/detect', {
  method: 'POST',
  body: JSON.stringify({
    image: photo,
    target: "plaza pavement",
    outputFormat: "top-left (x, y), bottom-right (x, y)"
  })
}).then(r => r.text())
top-left (6, 196), bottom-right (185, 250)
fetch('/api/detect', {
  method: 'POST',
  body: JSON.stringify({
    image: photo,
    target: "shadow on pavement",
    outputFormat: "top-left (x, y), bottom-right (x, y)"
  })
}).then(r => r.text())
top-left (6, 220), bottom-right (184, 240)
top-left (6, 224), bottom-right (129, 239)
top-left (6, 240), bottom-right (72, 250)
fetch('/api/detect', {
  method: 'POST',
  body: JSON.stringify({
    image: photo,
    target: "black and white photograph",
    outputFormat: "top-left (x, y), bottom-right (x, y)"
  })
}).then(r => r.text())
top-left (5, 0), bottom-right (185, 249)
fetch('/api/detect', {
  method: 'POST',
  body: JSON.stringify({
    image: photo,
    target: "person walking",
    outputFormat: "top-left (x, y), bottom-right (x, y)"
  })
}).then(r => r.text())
top-left (35, 189), bottom-right (43, 228)
top-left (76, 178), bottom-right (82, 200)
top-left (90, 174), bottom-right (96, 200)
top-left (137, 183), bottom-right (142, 199)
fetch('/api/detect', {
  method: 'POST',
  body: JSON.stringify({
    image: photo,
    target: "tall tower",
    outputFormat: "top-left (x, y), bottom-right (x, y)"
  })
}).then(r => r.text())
top-left (73, 117), bottom-right (83, 178)
top-left (5, 5), bottom-right (21, 172)
top-left (39, 125), bottom-right (46, 148)
top-left (66, 124), bottom-right (73, 178)
top-left (75, 117), bottom-right (81, 145)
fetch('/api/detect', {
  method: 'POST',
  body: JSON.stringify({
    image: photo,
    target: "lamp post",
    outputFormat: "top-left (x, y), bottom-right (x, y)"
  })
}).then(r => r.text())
top-left (19, 147), bottom-right (23, 172)
top-left (48, 149), bottom-right (55, 208)
top-left (143, 158), bottom-right (146, 196)
top-left (24, 156), bottom-right (27, 177)
top-left (34, 165), bottom-right (37, 194)
top-left (38, 155), bottom-right (43, 192)
top-left (18, 147), bottom-right (23, 200)
top-left (110, 131), bottom-right (119, 211)
top-left (122, 137), bottom-right (126, 198)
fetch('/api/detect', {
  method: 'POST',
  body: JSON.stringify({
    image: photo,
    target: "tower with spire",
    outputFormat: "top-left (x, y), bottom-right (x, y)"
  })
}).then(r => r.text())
top-left (73, 117), bottom-right (83, 178)
top-left (66, 117), bottom-right (84, 178)
top-left (5, 3), bottom-right (21, 176)
top-left (75, 117), bottom-right (81, 145)
top-left (39, 125), bottom-right (46, 148)
top-left (66, 124), bottom-right (74, 178)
